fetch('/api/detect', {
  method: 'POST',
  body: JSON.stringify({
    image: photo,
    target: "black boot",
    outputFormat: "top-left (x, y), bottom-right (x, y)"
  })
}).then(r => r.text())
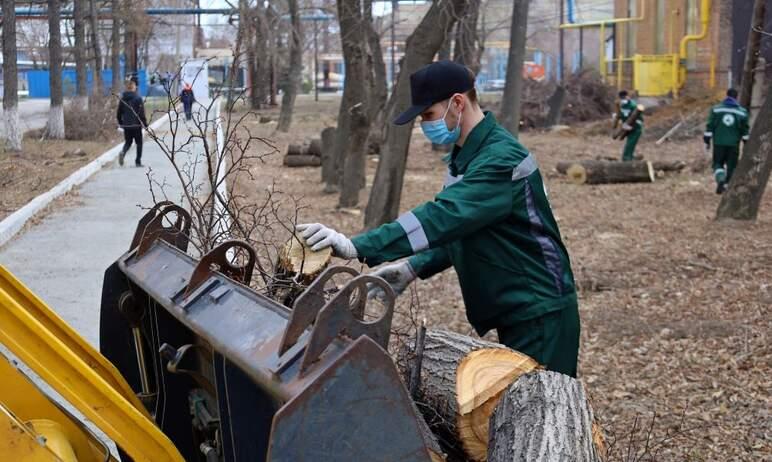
top-left (716, 182), bottom-right (727, 194)
top-left (119, 150), bottom-right (126, 166)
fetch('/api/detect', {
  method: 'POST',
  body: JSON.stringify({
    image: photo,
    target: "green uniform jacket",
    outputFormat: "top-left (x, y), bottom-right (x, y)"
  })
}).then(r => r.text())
top-left (705, 98), bottom-right (749, 147)
top-left (351, 113), bottom-right (576, 336)
top-left (617, 98), bottom-right (643, 132)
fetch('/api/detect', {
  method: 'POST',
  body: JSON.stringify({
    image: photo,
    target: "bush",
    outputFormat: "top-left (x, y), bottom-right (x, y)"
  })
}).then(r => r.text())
top-left (64, 96), bottom-right (118, 141)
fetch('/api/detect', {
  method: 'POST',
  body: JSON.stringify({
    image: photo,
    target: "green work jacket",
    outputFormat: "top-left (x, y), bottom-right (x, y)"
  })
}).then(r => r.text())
top-left (351, 113), bottom-right (576, 336)
top-left (705, 98), bottom-right (749, 147)
top-left (617, 99), bottom-right (643, 132)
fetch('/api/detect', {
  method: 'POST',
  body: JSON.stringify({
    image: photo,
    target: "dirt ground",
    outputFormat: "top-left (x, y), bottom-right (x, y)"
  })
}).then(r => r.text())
top-left (0, 135), bottom-right (122, 220)
top-left (231, 95), bottom-right (770, 461)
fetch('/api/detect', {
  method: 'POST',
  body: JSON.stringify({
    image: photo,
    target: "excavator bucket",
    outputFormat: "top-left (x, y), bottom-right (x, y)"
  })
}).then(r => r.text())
top-left (99, 203), bottom-right (439, 462)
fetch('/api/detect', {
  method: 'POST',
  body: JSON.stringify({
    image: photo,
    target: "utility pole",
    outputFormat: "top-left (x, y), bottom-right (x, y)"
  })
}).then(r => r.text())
top-left (558, 0), bottom-right (564, 82)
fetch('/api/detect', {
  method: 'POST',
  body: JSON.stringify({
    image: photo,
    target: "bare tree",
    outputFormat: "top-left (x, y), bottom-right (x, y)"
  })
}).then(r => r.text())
top-left (47, 0), bottom-right (66, 139)
top-left (336, 0), bottom-right (374, 208)
top-left (89, 0), bottom-right (104, 99)
top-left (364, 0), bottom-right (388, 125)
top-left (739, 0), bottom-right (766, 110)
top-left (364, 0), bottom-right (467, 228)
top-left (111, 0), bottom-right (122, 94)
top-left (74, 0), bottom-right (88, 100)
top-left (500, 0), bottom-right (529, 136)
top-left (716, 77), bottom-right (772, 220)
top-left (277, 0), bottom-right (303, 132)
top-left (453, 0), bottom-right (483, 74)
top-left (2, 0), bottom-right (22, 152)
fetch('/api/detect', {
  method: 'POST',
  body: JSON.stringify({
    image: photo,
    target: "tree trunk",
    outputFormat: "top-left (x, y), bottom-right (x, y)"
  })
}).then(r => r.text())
top-left (111, 0), bottom-right (122, 94)
top-left (398, 329), bottom-right (539, 461)
top-left (559, 160), bottom-right (655, 185)
top-left (364, 0), bottom-right (466, 229)
top-left (545, 85), bottom-right (566, 127)
top-left (488, 371), bottom-right (601, 462)
top-left (716, 78), bottom-right (772, 220)
top-left (89, 0), bottom-right (104, 99)
top-left (453, 0), bottom-right (482, 75)
top-left (364, 0), bottom-right (388, 126)
top-left (320, 127), bottom-right (338, 190)
top-left (739, 0), bottom-right (766, 110)
top-left (500, 0), bottom-right (529, 136)
top-left (2, 0), bottom-right (22, 152)
top-left (336, 0), bottom-right (372, 208)
top-left (47, 0), bottom-right (66, 139)
top-left (74, 0), bottom-right (88, 100)
top-left (277, 0), bottom-right (302, 132)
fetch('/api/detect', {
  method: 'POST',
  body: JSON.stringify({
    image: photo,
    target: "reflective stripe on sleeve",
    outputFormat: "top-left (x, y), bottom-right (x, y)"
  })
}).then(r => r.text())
top-left (396, 211), bottom-right (430, 253)
top-left (511, 153), bottom-right (538, 181)
top-left (704, 132), bottom-right (713, 137)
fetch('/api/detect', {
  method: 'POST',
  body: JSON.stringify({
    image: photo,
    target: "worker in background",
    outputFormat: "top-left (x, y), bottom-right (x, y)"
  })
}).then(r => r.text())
top-left (614, 90), bottom-right (643, 161)
top-left (180, 83), bottom-right (196, 121)
top-left (703, 88), bottom-right (749, 194)
top-left (116, 79), bottom-right (148, 167)
top-left (297, 61), bottom-right (580, 377)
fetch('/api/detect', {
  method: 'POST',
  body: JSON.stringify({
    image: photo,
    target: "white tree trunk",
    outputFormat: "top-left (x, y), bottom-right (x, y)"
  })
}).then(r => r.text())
top-left (488, 371), bottom-right (600, 462)
top-left (3, 106), bottom-right (22, 151)
top-left (47, 105), bottom-right (66, 139)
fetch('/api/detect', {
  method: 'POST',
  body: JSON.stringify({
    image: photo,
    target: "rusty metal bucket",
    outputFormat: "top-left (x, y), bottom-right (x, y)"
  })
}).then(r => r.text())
top-left (100, 203), bottom-right (436, 462)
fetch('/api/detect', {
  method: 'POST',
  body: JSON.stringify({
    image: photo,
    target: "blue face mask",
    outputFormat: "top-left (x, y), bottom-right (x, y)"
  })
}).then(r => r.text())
top-left (421, 99), bottom-right (462, 145)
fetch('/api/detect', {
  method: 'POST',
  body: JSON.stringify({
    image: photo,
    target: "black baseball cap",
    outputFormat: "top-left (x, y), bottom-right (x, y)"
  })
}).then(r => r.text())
top-left (394, 60), bottom-right (475, 125)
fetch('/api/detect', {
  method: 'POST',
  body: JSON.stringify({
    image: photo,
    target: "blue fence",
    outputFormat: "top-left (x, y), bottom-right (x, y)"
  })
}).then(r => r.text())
top-left (27, 68), bottom-right (148, 98)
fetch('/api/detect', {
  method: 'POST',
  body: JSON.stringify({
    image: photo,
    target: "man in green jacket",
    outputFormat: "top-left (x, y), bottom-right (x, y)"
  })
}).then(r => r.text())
top-left (298, 61), bottom-right (580, 377)
top-left (703, 88), bottom-right (749, 194)
top-left (615, 90), bottom-right (643, 161)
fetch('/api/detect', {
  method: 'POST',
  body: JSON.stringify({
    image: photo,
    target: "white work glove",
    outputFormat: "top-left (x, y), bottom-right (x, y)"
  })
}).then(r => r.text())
top-left (367, 261), bottom-right (417, 301)
top-left (296, 223), bottom-right (358, 259)
top-left (622, 123), bottom-right (632, 131)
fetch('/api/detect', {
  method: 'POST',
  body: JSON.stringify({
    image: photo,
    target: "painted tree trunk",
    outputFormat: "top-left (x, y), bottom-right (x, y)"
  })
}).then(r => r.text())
top-left (487, 371), bottom-right (600, 462)
top-left (2, 0), bottom-right (22, 152)
top-left (74, 0), bottom-right (88, 100)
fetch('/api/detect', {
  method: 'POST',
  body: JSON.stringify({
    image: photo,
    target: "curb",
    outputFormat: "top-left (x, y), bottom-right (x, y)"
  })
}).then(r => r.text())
top-left (0, 113), bottom-right (173, 249)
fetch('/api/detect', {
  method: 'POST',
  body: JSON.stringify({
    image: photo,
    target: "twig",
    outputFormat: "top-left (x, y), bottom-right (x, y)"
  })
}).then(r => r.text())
top-left (408, 319), bottom-right (427, 399)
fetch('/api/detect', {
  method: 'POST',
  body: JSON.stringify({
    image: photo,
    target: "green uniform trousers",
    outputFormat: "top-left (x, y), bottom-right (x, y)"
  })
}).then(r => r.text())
top-left (712, 145), bottom-right (739, 185)
top-left (496, 300), bottom-right (580, 377)
top-left (622, 128), bottom-right (642, 161)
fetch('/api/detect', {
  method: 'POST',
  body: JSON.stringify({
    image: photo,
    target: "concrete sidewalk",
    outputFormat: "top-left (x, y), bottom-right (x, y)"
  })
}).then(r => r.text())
top-left (0, 102), bottom-right (216, 347)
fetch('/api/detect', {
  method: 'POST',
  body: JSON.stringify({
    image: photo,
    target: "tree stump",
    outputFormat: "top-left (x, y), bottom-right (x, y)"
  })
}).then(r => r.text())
top-left (487, 371), bottom-right (602, 462)
top-left (398, 330), bottom-right (539, 461)
top-left (269, 237), bottom-right (332, 306)
top-left (559, 160), bottom-right (655, 184)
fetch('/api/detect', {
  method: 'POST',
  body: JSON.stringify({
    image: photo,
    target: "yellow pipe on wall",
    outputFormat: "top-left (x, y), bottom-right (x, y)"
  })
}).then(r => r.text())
top-left (559, 0), bottom-right (647, 30)
top-left (678, 0), bottom-right (711, 86)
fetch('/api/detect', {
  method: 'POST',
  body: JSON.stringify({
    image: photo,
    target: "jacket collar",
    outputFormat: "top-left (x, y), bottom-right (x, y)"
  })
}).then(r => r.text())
top-left (722, 97), bottom-right (739, 107)
top-left (449, 111), bottom-right (497, 175)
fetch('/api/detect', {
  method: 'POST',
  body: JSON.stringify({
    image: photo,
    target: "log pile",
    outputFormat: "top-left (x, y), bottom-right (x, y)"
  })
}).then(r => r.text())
top-left (399, 329), bottom-right (602, 462)
top-left (283, 138), bottom-right (322, 167)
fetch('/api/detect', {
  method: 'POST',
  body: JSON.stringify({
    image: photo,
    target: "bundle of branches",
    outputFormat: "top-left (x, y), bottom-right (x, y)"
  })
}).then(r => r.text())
top-left (505, 70), bottom-right (615, 129)
top-left (63, 96), bottom-right (118, 141)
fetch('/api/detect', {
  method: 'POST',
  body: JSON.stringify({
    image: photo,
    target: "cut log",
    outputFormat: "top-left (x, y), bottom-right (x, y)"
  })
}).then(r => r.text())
top-left (561, 160), bottom-right (655, 184)
top-left (287, 143), bottom-right (304, 156)
top-left (557, 159), bottom-right (685, 176)
top-left (487, 370), bottom-right (602, 462)
top-left (613, 104), bottom-right (645, 140)
top-left (398, 329), bottom-right (539, 461)
top-left (307, 137), bottom-right (322, 156)
top-left (269, 237), bottom-right (331, 306)
top-left (283, 154), bottom-right (322, 167)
